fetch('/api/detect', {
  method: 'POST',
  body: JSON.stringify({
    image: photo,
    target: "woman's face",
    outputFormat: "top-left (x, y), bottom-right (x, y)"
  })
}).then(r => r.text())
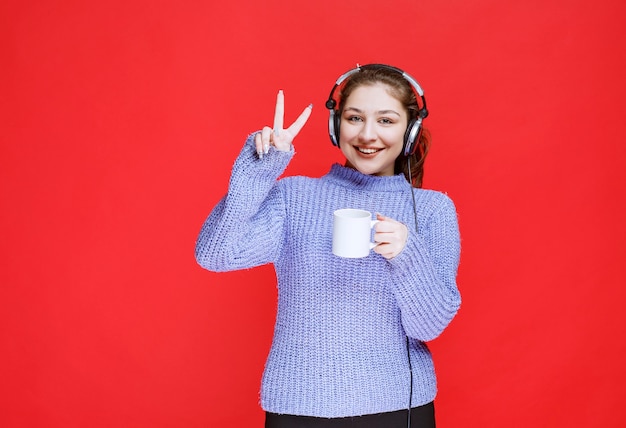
top-left (339, 83), bottom-right (408, 177)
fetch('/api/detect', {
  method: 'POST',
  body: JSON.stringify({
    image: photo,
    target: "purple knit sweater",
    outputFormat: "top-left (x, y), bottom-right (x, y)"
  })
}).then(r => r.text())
top-left (195, 134), bottom-right (461, 417)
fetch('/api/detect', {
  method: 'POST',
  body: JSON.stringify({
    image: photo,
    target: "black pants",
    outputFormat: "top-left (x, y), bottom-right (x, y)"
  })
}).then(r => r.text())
top-left (265, 402), bottom-right (435, 428)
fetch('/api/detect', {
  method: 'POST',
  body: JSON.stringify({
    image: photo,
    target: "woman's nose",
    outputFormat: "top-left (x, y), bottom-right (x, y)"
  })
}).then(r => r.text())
top-left (359, 121), bottom-right (376, 141)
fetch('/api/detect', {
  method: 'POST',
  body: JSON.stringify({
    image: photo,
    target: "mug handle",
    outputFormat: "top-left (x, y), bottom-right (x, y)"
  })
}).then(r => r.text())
top-left (369, 219), bottom-right (380, 249)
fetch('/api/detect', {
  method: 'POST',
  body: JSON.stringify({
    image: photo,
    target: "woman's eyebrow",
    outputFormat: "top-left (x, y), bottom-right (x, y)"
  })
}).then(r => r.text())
top-left (344, 107), bottom-right (401, 116)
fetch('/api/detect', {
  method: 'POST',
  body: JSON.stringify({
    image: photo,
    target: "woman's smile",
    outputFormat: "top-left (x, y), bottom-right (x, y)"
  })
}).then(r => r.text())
top-left (355, 146), bottom-right (384, 155)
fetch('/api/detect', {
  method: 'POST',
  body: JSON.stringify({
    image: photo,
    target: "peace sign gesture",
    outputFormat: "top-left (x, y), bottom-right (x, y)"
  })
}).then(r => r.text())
top-left (255, 90), bottom-right (312, 159)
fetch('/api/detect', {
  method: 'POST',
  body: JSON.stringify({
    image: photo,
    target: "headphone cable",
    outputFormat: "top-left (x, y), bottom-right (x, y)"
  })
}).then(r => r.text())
top-left (406, 155), bottom-right (418, 428)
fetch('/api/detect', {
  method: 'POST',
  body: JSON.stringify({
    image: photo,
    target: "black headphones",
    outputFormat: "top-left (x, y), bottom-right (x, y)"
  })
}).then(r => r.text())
top-left (325, 64), bottom-right (429, 157)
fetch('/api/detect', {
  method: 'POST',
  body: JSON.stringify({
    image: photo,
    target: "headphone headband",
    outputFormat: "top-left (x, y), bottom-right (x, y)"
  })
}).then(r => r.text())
top-left (325, 64), bottom-right (428, 156)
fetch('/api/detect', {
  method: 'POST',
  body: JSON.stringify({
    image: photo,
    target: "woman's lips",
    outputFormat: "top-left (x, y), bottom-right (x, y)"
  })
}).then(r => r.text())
top-left (355, 146), bottom-right (383, 154)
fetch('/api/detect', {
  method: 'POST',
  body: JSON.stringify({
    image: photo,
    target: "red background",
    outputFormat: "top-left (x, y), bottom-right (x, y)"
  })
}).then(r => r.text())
top-left (2, 0), bottom-right (625, 426)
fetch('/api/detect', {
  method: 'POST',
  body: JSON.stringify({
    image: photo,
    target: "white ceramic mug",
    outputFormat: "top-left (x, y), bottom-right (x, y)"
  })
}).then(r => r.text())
top-left (332, 209), bottom-right (379, 258)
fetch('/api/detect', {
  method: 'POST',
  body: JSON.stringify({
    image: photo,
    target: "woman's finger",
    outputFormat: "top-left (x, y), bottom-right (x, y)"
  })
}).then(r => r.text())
top-left (373, 243), bottom-right (395, 259)
top-left (374, 220), bottom-right (399, 234)
top-left (255, 132), bottom-right (264, 158)
top-left (256, 126), bottom-right (273, 159)
top-left (273, 90), bottom-right (284, 133)
top-left (287, 104), bottom-right (313, 138)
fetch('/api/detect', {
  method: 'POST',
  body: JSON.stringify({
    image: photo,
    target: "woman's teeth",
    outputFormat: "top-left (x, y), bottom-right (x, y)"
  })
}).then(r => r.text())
top-left (357, 147), bottom-right (380, 154)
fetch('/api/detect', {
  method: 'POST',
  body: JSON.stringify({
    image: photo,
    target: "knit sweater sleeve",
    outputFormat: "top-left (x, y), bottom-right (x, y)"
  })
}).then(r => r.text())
top-left (194, 133), bottom-right (293, 272)
top-left (387, 192), bottom-right (461, 341)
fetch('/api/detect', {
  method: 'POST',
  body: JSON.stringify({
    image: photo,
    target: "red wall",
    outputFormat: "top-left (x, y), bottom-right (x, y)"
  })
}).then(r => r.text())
top-left (2, 0), bottom-right (625, 426)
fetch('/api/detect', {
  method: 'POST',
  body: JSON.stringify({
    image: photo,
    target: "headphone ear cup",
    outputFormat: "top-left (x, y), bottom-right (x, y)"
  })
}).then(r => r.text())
top-left (328, 109), bottom-right (341, 147)
top-left (328, 110), bottom-right (338, 147)
top-left (333, 112), bottom-right (341, 147)
top-left (403, 118), bottom-right (422, 156)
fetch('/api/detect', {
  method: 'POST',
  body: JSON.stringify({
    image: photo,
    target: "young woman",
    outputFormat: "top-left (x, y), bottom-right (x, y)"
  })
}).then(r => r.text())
top-left (195, 64), bottom-right (461, 427)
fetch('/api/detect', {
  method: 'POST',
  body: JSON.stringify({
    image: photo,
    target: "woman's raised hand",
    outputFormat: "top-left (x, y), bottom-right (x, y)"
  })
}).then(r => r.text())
top-left (255, 90), bottom-right (312, 159)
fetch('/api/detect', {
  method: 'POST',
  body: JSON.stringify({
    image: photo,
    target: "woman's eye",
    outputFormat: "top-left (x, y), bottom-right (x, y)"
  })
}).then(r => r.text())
top-left (379, 118), bottom-right (393, 124)
top-left (347, 116), bottom-right (362, 122)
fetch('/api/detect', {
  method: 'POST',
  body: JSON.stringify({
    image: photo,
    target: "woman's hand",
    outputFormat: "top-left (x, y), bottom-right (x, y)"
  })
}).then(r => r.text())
top-left (373, 213), bottom-right (409, 259)
top-left (255, 90), bottom-right (312, 158)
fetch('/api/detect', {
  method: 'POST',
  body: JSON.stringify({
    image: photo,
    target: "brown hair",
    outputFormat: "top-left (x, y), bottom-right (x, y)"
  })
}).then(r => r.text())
top-left (337, 65), bottom-right (431, 188)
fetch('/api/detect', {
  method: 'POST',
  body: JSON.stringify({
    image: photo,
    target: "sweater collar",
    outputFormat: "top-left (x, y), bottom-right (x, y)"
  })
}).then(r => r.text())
top-left (324, 163), bottom-right (411, 192)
